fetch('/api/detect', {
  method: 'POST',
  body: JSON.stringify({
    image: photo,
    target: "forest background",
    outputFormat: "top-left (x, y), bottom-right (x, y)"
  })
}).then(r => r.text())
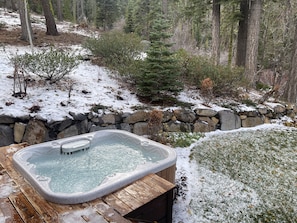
top-left (2, 0), bottom-right (297, 106)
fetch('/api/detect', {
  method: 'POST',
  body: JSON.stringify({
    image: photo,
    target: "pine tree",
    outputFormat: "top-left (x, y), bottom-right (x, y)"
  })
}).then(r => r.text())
top-left (96, 0), bottom-right (118, 30)
top-left (136, 13), bottom-right (183, 103)
top-left (124, 0), bottom-right (134, 33)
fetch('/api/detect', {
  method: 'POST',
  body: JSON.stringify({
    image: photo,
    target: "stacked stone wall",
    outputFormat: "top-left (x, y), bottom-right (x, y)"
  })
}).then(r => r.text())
top-left (1, 103), bottom-right (296, 146)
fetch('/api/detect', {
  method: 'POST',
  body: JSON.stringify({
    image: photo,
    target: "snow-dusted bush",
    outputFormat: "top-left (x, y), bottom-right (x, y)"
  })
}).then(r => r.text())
top-left (13, 48), bottom-right (79, 83)
top-left (176, 50), bottom-right (246, 97)
top-left (83, 31), bottom-right (144, 76)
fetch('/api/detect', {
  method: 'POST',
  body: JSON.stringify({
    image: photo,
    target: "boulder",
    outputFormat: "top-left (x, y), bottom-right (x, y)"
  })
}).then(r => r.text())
top-left (193, 117), bottom-right (217, 132)
top-left (0, 115), bottom-right (14, 124)
top-left (218, 110), bottom-right (241, 131)
top-left (101, 114), bottom-right (116, 125)
top-left (120, 123), bottom-right (131, 132)
top-left (22, 120), bottom-right (48, 144)
top-left (57, 124), bottom-right (78, 139)
top-left (163, 121), bottom-right (181, 132)
top-left (58, 118), bottom-right (73, 131)
top-left (14, 122), bottom-right (26, 143)
top-left (0, 125), bottom-right (14, 146)
top-left (195, 108), bottom-right (217, 117)
top-left (123, 111), bottom-right (149, 124)
top-left (273, 104), bottom-right (286, 114)
top-left (69, 112), bottom-right (87, 121)
top-left (133, 122), bottom-right (148, 135)
top-left (241, 116), bottom-right (264, 128)
top-left (174, 109), bottom-right (196, 123)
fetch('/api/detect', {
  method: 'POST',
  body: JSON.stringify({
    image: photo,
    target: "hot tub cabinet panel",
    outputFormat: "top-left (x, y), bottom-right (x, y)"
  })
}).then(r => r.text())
top-left (12, 130), bottom-right (177, 204)
top-left (156, 164), bottom-right (176, 184)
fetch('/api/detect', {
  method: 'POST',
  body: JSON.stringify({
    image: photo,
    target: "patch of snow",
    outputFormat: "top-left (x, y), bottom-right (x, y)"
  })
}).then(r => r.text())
top-left (0, 178), bottom-right (16, 198)
top-left (60, 207), bottom-right (106, 223)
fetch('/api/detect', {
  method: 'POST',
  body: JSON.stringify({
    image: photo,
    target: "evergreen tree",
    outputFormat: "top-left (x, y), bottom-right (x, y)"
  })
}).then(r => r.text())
top-left (136, 13), bottom-right (183, 103)
top-left (96, 0), bottom-right (118, 30)
top-left (124, 0), bottom-right (135, 33)
top-left (132, 0), bottom-right (151, 38)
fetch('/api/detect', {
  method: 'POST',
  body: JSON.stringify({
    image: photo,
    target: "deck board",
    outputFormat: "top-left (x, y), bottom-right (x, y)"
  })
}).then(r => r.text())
top-left (9, 191), bottom-right (44, 223)
top-left (101, 193), bottom-right (133, 216)
top-left (0, 198), bottom-right (24, 223)
top-left (0, 144), bottom-right (175, 223)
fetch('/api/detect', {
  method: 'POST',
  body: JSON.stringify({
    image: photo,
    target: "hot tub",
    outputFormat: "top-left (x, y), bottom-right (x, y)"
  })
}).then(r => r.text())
top-left (12, 130), bottom-right (176, 204)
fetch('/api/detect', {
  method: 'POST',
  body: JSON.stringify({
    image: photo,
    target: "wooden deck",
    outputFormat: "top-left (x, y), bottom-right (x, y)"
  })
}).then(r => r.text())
top-left (0, 143), bottom-right (176, 223)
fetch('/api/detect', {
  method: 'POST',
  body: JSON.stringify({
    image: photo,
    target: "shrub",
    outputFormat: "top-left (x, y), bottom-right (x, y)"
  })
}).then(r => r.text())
top-left (10, 55), bottom-right (28, 98)
top-left (163, 132), bottom-right (204, 147)
top-left (83, 31), bottom-right (144, 76)
top-left (14, 48), bottom-right (79, 83)
top-left (176, 50), bottom-right (246, 97)
top-left (148, 110), bottom-right (164, 141)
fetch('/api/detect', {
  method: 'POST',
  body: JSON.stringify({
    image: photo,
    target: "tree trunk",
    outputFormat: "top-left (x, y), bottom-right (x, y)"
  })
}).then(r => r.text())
top-left (236, 0), bottom-right (249, 67)
top-left (72, 0), bottom-right (77, 23)
top-left (57, 0), bottom-right (63, 21)
top-left (211, 0), bottom-right (220, 65)
top-left (228, 5), bottom-right (235, 67)
top-left (162, 0), bottom-right (168, 16)
top-left (283, 21), bottom-right (297, 103)
top-left (18, 0), bottom-right (34, 43)
top-left (41, 0), bottom-right (59, 36)
top-left (7, 0), bottom-right (18, 11)
top-left (245, 0), bottom-right (262, 87)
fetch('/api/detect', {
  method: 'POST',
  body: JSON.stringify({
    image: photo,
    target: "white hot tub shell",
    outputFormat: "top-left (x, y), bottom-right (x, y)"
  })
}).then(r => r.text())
top-left (13, 130), bottom-right (176, 204)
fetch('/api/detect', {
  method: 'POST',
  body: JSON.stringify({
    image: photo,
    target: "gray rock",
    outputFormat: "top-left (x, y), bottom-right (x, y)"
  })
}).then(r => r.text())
top-left (22, 119), bottom-right (48, 144)
top-left (77, 119), bottom-right (89, 134)
top-left (0, 115), bottom-right (15, 124)
top-left (195, 108), bottom-right (217, 117)
top-left (69, 112), bottom-right (87, 121)
top-left (120, 123), bottom-right (131, 132)
top-left (57, 124), bottom-right (78, 139)
top-left (174, 109), bottom-right (196, 123)
top-left (123, 111), bottom-right (149, 124)
top-left (163, 121), bottom-right (181, 132)
top-left (193, 117), bottom-right (217, 132)
top-left (14, 122), bottom-right (26, 143)
top-left (218, 110), bottom-right (241, 131)
top-left (273, 104), bottom-right (286, 114)
top-left (242, 116), bottom-right (264, 128)
top-left (257, 107), bottom-right (269, 115)
top-left (58, 118), bottom-right (73, 131)
top-left (133, 122), bottom-right (148, 135)
top-left (102, 114), bottom-right (116, 125)
top-left (0, 125), bottom-right (14, 146)
top-left (162, 110), bottom-right (173, 122)
top-left (193, 121), bottom-right (211, 132)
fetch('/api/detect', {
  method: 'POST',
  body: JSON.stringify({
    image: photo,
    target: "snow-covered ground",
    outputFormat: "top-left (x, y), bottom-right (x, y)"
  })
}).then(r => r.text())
top-left (1, 8), bottom-right (296, 223)
top-left (173, 124), bottom-right (297, 222)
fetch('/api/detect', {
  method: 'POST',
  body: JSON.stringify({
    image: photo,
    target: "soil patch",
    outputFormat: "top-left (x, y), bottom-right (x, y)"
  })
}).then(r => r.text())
top-left (0, 27), bottom-right (87, 46)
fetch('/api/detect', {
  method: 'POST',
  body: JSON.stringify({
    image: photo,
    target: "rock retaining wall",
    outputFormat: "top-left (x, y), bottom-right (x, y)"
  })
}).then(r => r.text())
top-left (1, 103), bottom-right (296, 146)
